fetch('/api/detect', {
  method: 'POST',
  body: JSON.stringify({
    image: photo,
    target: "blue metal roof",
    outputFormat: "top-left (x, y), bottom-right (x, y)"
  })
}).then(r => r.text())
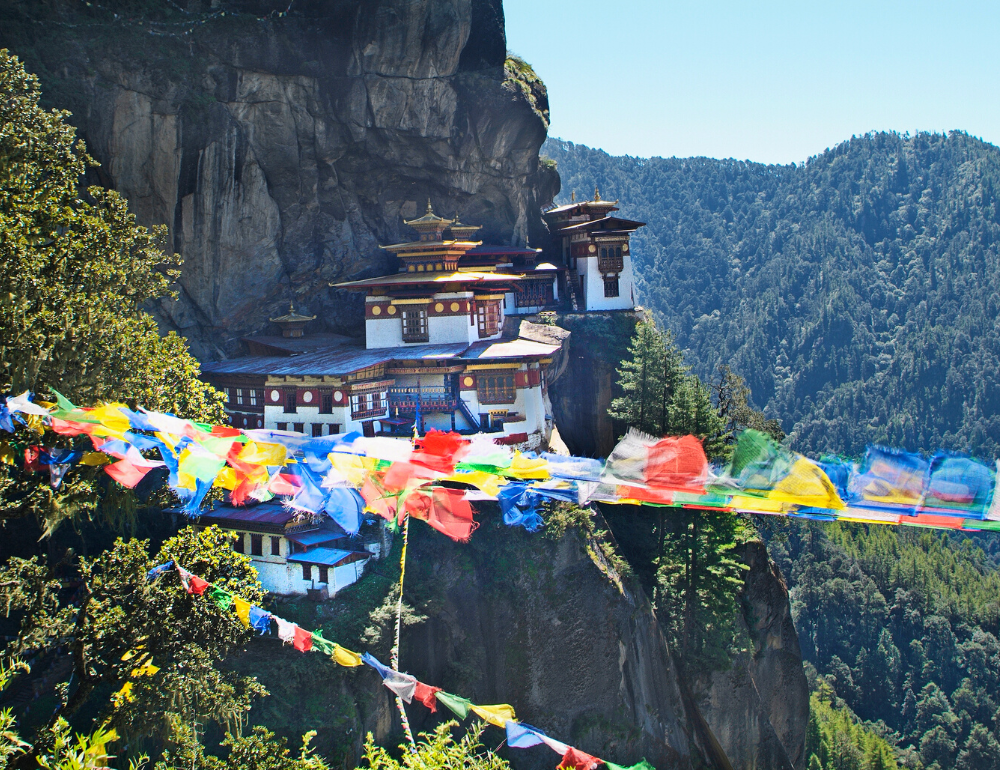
top-left (286, 548), bottom-right (367, 566)
top-left (286, 530), bottom-right (348, 547)
top-left (198, 502), bottom-right (296, 527)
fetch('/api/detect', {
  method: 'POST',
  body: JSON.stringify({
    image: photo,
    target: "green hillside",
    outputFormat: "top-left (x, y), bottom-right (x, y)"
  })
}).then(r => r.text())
top-left (543, 133), bottom-right (1000, 459)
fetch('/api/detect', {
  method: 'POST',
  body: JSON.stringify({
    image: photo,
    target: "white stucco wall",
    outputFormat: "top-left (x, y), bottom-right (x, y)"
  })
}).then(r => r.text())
top-left (578, 254), bottom-right (636, 311)
top-left (263, 404), bottom-right (352, 435)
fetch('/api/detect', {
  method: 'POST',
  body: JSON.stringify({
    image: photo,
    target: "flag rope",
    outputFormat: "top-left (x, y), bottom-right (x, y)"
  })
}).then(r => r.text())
top-left (392, 514), bottom-right (416, 750)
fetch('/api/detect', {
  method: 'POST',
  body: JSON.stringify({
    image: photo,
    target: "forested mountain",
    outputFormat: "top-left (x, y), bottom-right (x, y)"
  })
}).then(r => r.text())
top-left (543, 133), bottom-right (1000, 459)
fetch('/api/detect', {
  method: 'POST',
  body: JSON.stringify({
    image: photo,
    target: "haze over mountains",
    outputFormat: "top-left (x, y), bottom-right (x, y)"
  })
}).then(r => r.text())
top-left (544, 132), bottom-right (1000, 459)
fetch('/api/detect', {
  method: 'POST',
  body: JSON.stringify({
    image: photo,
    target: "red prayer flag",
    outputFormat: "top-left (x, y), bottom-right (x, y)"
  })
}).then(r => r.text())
top-left (23, 447), bottom-right (45, 472)
top-left (104, 458), bottom-right (153, 489)
top-left (404, 486), bottom-right (476, 541)
top-left (293, 626), bottom-right (313, 652)
top-left (211, 425), bottom-right (243, 437)
top-left (186, 573), bottom-right (209, 595)
top-left (361, 474), bottom-right (397, 521)
top-left (645, 435), bottom-right (708, 492)
top-left (48, 418), bottom-right (93, 436)
top-left (411, 430), bottom-right (469, 472)
top-left (413, 682), bottom-right (442, 712)
top-left (557, 747), bottom-right (601, 770)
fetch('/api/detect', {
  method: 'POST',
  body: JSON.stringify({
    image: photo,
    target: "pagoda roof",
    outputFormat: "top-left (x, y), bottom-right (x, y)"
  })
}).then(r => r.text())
top-left (269, 303), bottom-right (316, 324)
top-left (544, 200), bottom-right (619, 216)
top-left (333, 270), bottom-right (523, 290)
top-left (380, 239), bottom-right (481, 252)
top-left (404, 200), bottom-right (453, 228)
top-left (462, 338), bottom-right (561, 360)
top-left (553, 216), bottom-right (646, 234)
top-left (464, 245), bottom-right (542, 257)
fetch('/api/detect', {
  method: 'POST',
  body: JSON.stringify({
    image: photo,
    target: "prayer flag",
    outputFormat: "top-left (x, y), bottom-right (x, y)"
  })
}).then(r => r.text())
top-left (310, 632), bottom-right (337, 656)
top-left (293, 626), bottom-right (313, 652)
top-left (146, 561), bottom-right (174, 580)
top-left (209, 586), bottom-right (233, 611)
top-left (249, 606), bottom-right (272, 635)
top-left (435, 691), bottom-right (472, 719)
top-left (506, 721), bottom-right (547, 749)
top-left (332, 645), bottom-right (363, 667)
top-left (605, 760), bottom-right (655, 770)
top-left (414, 682), bottom-right (441, 711)
top-left (361, 653), bottom-right (393, 679)
top-left (233, 597), bottom-right (252, 628)
top-left (275, 617), bottom-right (296, 644)
top-left (178, 568), bottom-right (209, 595)
top-left (383, 671), bottom-right (417, 703)
top-left (404, 486), bottom-right (476, 541)
top-left (557, 747), bottom-right (601, 770)
top-left (470, 704), bottom-right (515, 727)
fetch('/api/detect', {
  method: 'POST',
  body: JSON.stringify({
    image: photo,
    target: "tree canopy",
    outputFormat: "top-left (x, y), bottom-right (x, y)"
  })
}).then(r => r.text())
top-left (545, 131), bottom-right (1000, 459)
top-left (0, 49), bottom-right (224, 527)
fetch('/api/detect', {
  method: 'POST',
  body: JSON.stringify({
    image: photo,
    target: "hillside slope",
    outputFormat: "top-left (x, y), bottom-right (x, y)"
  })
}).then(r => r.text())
top-left (543, 133), bottom-right (1000, 458)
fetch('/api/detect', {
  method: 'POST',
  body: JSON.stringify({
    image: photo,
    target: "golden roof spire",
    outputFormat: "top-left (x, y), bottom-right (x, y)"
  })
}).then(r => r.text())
top-left (594, 185), bottom-right (601, 202)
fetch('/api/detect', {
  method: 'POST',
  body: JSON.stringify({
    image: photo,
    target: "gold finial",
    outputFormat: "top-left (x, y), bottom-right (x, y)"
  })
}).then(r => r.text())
top-left (426, 198), bottom-right (434, 214)
top-left (571, 190), bottom-right (576, 202)
top-left (289, 301), bottom-right (295, 313)
top-left (594, 186), bottom-right (601, 202)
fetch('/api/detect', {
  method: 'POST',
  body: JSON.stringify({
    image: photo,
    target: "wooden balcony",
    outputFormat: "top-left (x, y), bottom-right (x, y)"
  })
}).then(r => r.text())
top-left (388, 386), bottom-right (458, 413)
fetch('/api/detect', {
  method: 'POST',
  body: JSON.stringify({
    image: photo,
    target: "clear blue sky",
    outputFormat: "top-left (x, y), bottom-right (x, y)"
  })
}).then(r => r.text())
top-left (503, 0), bottom-right (998, 164)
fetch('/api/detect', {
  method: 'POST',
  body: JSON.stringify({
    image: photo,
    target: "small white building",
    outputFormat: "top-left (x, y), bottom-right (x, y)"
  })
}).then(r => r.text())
top-left (195, 501), bottom-right (373, 598)
top-left (543, 189), bottom-right (645, 312)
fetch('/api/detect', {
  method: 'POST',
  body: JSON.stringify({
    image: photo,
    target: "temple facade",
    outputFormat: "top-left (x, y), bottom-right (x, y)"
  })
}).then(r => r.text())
top-left (202, 203), bottom-right (564, 449)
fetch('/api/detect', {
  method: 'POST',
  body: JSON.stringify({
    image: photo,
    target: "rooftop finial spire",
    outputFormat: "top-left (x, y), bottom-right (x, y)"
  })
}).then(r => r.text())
top-left (426, 198), bottom-right (434, 214)
top-left (571, 190), bottom-right (576, 202)
top-left (594, 185), bottom-right (601, 202)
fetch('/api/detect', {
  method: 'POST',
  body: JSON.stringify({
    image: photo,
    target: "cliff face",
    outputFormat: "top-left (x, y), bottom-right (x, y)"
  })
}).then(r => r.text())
top-left (696, 542), bottom-right (810, 770)
top-left (0, 0), bottom-right (558, 357)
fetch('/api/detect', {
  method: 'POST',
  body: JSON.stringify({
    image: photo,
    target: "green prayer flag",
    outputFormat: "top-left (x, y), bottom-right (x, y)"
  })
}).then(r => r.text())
top-left (435, 691), bottom-right (472, 719)
top-left (606, 760), bottom-right (655, 770)
top-left (310, 632), bottom-right (337, 656)
top-left (208, 586), bottom-right (233, 611)
top-left (50, 389), bottom-right (76, 412)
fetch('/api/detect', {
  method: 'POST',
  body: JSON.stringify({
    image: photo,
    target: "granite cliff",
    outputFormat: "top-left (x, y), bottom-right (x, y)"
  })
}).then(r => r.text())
top-left (0, 0), bottom-right (558, 357)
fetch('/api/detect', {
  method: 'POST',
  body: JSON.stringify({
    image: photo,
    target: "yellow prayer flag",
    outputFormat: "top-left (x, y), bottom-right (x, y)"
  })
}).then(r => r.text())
top-left (214, 466), bottom-right (239, 490)
top-left (88, 404), bottom-right (132, 435)
top-left (506, 452), bottom-right (549, 480)
top-left (766, 457), bottom-right (846, 510)
top-left (332, 644), bottom-right (363, 667)
top-left (238, 441), bottom-right (287, 466)
top-left (79, 452), bottom-right (111, 466)
top-left (470, 704), bottom-right (515, 727)
top-left (443, 470), bottom-right (507, 497)
top-left (330, 452), bottom-right (371, 487)
top-left (130, 661), bottom-right (160, 678)
top-left (233, 597), bottom-right (252, 628)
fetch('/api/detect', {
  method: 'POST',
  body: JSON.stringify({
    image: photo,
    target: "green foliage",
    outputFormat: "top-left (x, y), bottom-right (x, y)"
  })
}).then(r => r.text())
top-left (805, 685), bottom-right (900, 770)
top-left (609, 319), bottom-right (727, 459)
top-left (771, 522), bottom-right (1000, 769)
top-left (655, 510), bottom-right (750, 673)
top-left (155, 724), bottom-right (330, 770)
top-left (714, 365), bottom-right (785, 443)
top-left (545, 131), bottom-right (1000, 458)
top-left (0, 49), bottom-right (224, 528)
top-left (0, 526), bottom-right (264, 750)
top-left (361, 721), bottom-right (508, 770)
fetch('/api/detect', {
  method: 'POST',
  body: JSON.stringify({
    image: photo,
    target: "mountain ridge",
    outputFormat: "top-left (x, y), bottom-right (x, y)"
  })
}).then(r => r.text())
top-left (543, 131), bottom-right (1000, 458)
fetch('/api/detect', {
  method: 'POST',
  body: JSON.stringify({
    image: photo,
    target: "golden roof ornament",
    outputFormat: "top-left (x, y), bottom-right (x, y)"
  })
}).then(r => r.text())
top-left (594, 185), bottom-right (601, 202)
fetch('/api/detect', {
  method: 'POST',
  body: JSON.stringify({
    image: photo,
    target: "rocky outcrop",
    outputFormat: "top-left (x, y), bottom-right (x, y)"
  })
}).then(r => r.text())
top-left (0, 0), bottom-right (559, 358)
top-left (401, 515), bottom-right (707, 769)
top-left (696, 542), bottom-right (810, 770)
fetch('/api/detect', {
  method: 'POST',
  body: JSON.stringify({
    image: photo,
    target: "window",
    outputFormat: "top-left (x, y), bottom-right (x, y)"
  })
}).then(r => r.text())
top-left (233, 533), bottom-right (245, 553)
top-left (318, 566), bottom-right (329, 584)
top-left (284, 391), bottom-right (297, 414)
top-left (477, 302), bottom-right (501, 337)
top-left (276, 422), bottom-right (288, 431)
top-left (235, 387), bottom-right (244, 405)
top-left (477, 373), bottom-right (516, 404)
top-left (351, 392), bottom-right (386, 419)
top-left (402, 308), bottom-right (429, 342)
top-left (312, 423), bottom-right (324, 437)
top-left (250, 534), bottom-right (263, 557)
top-left (603, 275), bottom-right (620, 298)
top-left (249, 389), bottom-right (258, 406)
top-left (293, 422), bottom-right (304, 433)
top-left (320, 392), bottom-right (333, 414)
top-left (301, 563), bottom-right (312, 581)
top-left (270, 536), bottom-right (280, 556)
top-left (515, 279), bottom-right (554, 308)
top-left (224, 387), bottom-right (231, 403)
top-left (598, 246), bottom-right (624, 273)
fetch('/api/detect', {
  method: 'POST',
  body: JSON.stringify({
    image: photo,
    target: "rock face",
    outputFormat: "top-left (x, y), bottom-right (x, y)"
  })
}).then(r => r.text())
top-left (401, 516), bottom-right (707, 769)
top-left (0, 0), bottom-right (558, 358)
top-left (696, 542), bottom-right (810, 770)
